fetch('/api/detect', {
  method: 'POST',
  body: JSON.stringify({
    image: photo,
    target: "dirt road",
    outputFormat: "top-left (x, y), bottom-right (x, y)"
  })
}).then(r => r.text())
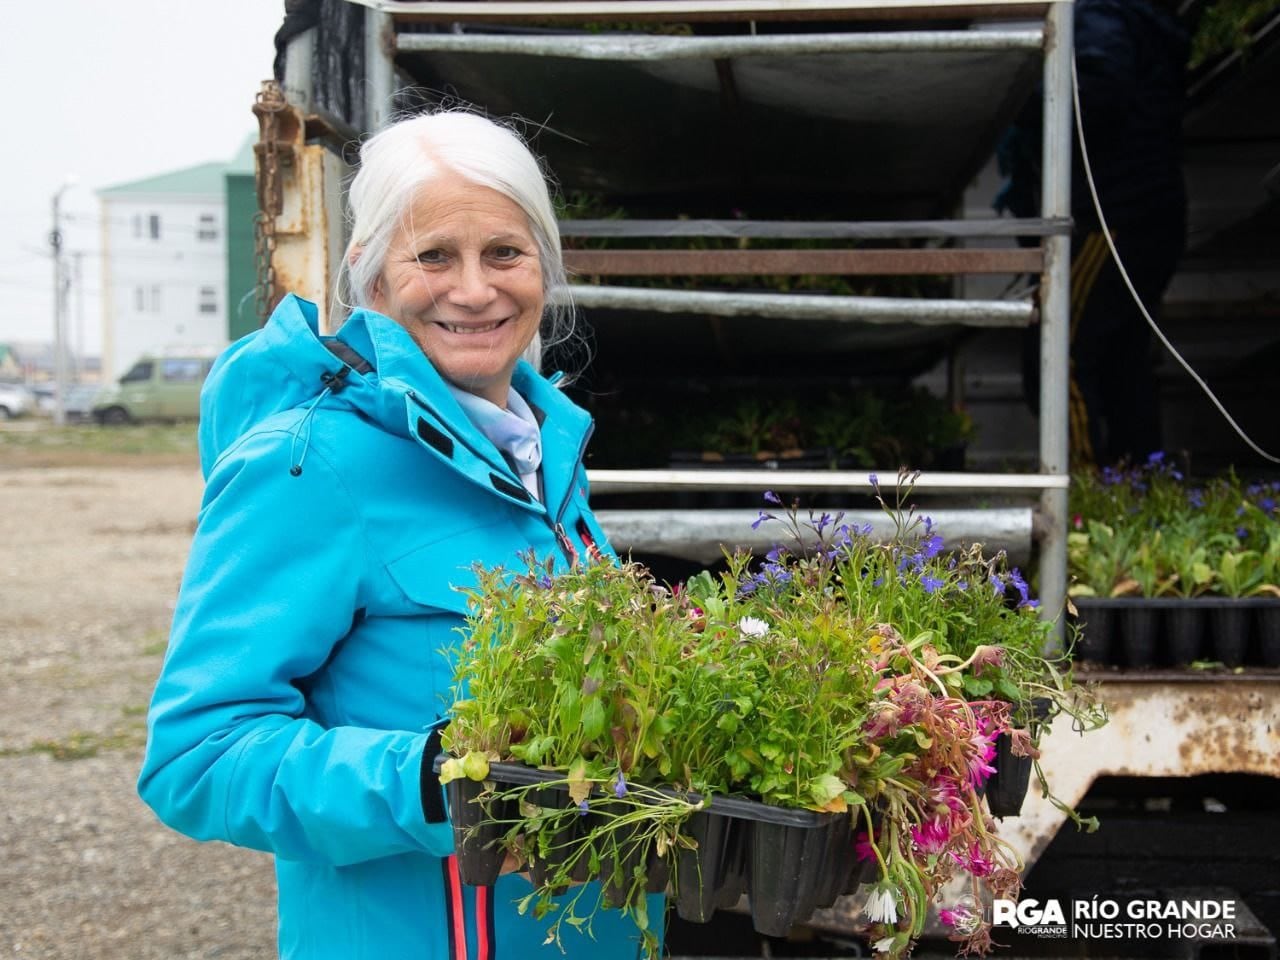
top-left (0, 457), bottom-right (277, 958)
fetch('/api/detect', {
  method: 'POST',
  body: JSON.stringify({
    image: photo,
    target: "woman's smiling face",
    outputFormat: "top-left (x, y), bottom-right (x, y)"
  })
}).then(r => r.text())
top-left (370, 170), bottom-right (544, 406)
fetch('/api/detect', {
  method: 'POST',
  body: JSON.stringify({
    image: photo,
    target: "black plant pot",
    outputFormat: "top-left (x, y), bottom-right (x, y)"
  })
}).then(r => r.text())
top-left (985, 733), bottom-right (1034, 817)
top-left (1121, 605), bottom-right (1159, 668)
top-left (675, 811), bottom-right (739, 923)
top-left (714, 822), bottom-right (748, 910)
top-left (596, 802), bottom-right (670, 908)
top-left (446, 778), bottom-right (516, 887)
top-left (1209, 603), bottom-right (1250, 667)
top-left (812, 815), bottom-right (857, 910)
top-left (527, 785), bottom-right (591, 893)
top-left (1164, 603), bottom-right (1204, 666)
top-left (747, 820), bottom-right (830, 937)
top-left (1071, 598), bottom-right (1113, 664)
top-left (1257, 602), bottom-right (1280, 668)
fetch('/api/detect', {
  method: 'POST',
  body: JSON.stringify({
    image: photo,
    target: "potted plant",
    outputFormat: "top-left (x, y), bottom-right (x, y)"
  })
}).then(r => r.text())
top-left (436, 472), bottom-right (1105, 959)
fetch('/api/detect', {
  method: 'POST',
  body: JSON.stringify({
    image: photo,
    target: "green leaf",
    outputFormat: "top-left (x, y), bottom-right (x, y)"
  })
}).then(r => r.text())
top-left (461, 751), bottom-right (490, 781)
top-left (962, 675), bottom-right (994, 697)
top-left (581, 697), bottom-right (606, 741)
top-left (809, 773), bottom-right (847, 806)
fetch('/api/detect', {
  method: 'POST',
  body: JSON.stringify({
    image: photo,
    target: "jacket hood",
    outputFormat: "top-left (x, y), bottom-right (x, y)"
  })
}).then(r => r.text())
top-left (198, 295), bottom-right (593, 514)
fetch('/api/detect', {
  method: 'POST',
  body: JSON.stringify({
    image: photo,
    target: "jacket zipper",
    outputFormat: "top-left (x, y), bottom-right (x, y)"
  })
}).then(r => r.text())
top-left (548, 421), bottom-right (594, 568)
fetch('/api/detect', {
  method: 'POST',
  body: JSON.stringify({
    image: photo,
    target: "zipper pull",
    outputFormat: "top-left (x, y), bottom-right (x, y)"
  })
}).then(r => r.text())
top-left (554, 523), bottom-right (579, 568)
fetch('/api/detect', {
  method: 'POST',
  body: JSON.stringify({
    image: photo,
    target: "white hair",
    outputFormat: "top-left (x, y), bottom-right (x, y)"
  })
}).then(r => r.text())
top-left (336, 111), bottom-right (574, 371)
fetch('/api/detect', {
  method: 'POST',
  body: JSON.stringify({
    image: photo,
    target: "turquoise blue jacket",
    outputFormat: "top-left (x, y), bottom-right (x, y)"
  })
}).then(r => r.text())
top-left (138, 294), bottom-right (659, 959)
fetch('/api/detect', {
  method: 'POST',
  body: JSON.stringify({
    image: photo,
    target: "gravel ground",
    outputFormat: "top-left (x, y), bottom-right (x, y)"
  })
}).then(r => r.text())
top-left (0, 457), bottom-right (277, 958)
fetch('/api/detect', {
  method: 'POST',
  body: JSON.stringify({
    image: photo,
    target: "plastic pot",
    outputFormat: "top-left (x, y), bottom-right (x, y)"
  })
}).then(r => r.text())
top-left (675, 811), bottom-right (739, 923)
top-left (747, 819), bottom-right (830, 937)
top-left (1255, 601), bottom-right (1280, 667)
top-left (1121, 605), bottom-right (1159, 668)
top-left (985, 733), bottom-right (1033, 817)
top-left (527, 785), bottom-right (591, 892)
top-left (1071, 598), bottom-right (1113, 664)
top-left (1164, 602), bottom-right (1204, 666)
top-left (446, 778), bottom-right (516, 887)
top-left (1209, 603), bottom-right (1250, 667)
top-left (812, 815), bottom-right (857, 910)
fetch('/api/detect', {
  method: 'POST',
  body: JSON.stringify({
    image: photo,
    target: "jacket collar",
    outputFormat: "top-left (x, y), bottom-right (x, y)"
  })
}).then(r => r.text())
top-left (334, 307), bottom-right (593, 517)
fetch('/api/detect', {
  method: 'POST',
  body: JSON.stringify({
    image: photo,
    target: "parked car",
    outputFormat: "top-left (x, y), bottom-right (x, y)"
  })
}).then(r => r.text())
top-left (0, 382), bottom-right (33, 419)
top-left (33, 383), bottom-right (102, 422)
top-left (92, 354), bottom-right (215, 424)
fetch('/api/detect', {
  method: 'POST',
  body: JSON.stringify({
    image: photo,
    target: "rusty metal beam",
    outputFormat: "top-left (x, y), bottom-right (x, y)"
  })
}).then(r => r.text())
top-left (356, 0), bottom-right (1053, 24)
top-left (559, 217), bottom-right (1072, 239)
top-left (564, 247), bottom-right (1043, 276)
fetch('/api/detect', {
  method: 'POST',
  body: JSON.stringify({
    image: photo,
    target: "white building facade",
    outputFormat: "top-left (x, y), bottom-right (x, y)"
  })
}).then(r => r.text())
top-left (98, 162), bottom-right (229, 380)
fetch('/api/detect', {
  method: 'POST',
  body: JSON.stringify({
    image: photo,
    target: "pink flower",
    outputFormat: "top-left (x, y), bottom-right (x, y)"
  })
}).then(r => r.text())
top-left (927, 775), bottom-right (966, 815)
top-left (966, 717), bottom-right (999, 788)
top-left (910, 817), bottom-right (950, 853)
top-left (950, 842), bottom-right (995, 877)
top-left (855, 831), bottom-right (877, 863)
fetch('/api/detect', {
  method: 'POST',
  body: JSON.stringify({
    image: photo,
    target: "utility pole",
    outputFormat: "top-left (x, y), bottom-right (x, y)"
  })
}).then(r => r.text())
top-left (72, 251), bottom-right (85, 383)
top-left (50, 177), bottom-right (77, 426)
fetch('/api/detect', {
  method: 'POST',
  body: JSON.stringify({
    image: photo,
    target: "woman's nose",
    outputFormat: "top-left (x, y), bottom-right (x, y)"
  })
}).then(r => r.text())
top-left (447, 256), bottom-right (496, 309)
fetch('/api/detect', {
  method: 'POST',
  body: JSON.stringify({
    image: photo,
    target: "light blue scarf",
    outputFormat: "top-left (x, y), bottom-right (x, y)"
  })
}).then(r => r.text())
top-left (446, 384), bottom-right (543, 500)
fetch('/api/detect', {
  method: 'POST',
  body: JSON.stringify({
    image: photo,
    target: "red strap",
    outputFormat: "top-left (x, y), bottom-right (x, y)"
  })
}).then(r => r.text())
top-left (444, 855), bottom-right (468, 960)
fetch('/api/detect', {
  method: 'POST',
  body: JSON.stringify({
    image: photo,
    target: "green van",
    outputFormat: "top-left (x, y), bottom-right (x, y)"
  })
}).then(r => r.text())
top-left (92, 354), bottom-right (215, 424)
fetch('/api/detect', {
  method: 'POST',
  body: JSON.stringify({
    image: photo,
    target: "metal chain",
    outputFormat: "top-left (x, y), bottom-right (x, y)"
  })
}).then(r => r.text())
top-left (252, 80), bottom-right (287, 325)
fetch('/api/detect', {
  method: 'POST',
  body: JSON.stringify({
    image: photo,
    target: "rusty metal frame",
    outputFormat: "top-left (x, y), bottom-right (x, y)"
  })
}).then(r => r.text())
top-left (564, 247), bottom-right (1043, 276)
top-left (559, 217), bottom-right (1073, 239)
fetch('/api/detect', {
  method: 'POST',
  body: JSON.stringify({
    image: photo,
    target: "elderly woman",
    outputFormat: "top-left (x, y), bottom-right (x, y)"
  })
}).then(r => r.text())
top-left (138, 112), bottom-right (657, 959)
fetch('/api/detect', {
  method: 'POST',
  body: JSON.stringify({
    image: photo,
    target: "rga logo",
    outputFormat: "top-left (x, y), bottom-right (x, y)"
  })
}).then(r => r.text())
top-left (994, 898), bottom-right (1067, 929)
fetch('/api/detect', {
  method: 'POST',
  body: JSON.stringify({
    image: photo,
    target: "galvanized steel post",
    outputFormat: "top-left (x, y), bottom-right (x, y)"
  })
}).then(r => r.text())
top-left (1039, 1), bottom-right (1074, 652)
top-left (365, 6), bottom-right (395, 131)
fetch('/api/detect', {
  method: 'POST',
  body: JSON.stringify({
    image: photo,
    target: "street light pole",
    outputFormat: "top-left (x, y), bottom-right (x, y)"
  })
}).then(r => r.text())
top-left (50, 177), bottom-right (77, 426)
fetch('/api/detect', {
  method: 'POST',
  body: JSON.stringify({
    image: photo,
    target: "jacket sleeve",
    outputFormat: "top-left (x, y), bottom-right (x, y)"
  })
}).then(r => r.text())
top-left (137, 429), bottom-right (455, 865)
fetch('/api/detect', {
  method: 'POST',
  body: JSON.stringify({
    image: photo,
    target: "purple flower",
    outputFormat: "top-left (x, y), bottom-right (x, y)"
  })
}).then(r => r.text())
top-left (578, 799), bottom-right (590, 816)
top-left (1009, 568), bottom-right (1034, 607)
top-left (990, 572), bottom-right (1005, 597)
top-left (751, 510), bottom-right (774, 530)
top-left (1237, 527), bottom-right (1249, 540)
top-left (1188, 489), bottom-right (1204, 509)
top-left (763, 490), bottom-right (782, 506)
top-left (923, 515), bottom-right (934, 536)
top-left (957, 579), bottom-right (969, 591)
top-left (1147, 451), bottom-right (1165, 465)
top-left (536, 573), bottom-right (554, 589)
top-left (921, 534), bottom-right (944, 560)
top-left (921, 574), bottom-right (944, 594)
top-left (614, 772), bottom-right (628, 799)
top-left (868, 473), bottom-right (879, 488)
top-left (1262, 498), bottom-right (1276, 515)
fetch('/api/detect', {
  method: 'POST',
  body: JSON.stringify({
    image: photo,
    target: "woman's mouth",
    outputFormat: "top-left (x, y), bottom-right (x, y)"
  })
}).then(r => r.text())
top-left (437, 318), bottom-right (508, 335)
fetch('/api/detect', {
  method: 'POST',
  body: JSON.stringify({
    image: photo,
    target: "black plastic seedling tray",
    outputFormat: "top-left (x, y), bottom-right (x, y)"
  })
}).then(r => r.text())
top-left (433, 756), bottom-right (858, 936)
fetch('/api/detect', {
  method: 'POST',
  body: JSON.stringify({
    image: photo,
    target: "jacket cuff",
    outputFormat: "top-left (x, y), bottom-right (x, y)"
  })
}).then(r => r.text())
top-left (419, 726), bottom-right (447, 824)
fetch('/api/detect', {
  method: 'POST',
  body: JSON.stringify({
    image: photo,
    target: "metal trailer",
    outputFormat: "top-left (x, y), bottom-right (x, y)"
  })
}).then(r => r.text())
top-left (260, 0), bottom-right (1280, 946)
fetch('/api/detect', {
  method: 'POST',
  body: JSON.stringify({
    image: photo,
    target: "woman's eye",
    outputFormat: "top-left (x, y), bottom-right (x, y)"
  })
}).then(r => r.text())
top-left (416, 249), bottom-right (447, 264)
top-left (490, 245), bottom-right (521, 261)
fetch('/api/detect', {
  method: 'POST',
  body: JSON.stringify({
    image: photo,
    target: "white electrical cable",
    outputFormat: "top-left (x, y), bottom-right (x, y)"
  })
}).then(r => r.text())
top-left (1071, 57), bottom-right (1280, 464)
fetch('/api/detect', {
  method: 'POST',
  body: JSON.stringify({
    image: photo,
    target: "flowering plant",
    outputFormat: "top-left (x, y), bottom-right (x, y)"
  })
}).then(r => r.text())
top-left (439, 470), bottom-right (1104, 958)
top-left (1068, 454), bottom-right (1280, 599)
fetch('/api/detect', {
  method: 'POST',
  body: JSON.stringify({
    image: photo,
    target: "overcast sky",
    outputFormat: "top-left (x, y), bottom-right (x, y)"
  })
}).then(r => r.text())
top-left (0, 0), bottom-right (286, 357)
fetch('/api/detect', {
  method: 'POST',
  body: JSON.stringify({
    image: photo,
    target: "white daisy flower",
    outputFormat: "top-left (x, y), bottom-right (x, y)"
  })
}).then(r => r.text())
top-left (864, 884), bottom-right (899, 924)
top-left (872, 936), bottom-right (897, 955)
top-left (738, 616), bottom-right (770, 638)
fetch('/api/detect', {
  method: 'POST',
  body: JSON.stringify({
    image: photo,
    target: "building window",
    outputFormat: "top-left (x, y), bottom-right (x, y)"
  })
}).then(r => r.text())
top-left (198, 287), bottom-right (218, 314)
top-left (134, 286), bottom-right (145, 312)
top-left (151, 285), bottom-right (162, 313)
top-left (148, 214), bottom-right (161, 240)
top-left (197, 214), bottom-right (218, 241)
top-left (132, 214), bottom-right (142, 239)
